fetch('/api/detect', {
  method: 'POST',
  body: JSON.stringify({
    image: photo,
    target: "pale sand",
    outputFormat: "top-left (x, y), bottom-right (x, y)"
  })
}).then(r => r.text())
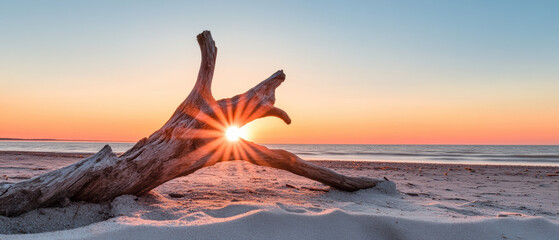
top-left (1, 151), bottom-right (558, 239)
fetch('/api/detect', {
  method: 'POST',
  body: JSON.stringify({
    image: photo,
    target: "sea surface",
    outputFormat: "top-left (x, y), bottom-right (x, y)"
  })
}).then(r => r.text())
top-left (1, 141), bottom-right (558, 166)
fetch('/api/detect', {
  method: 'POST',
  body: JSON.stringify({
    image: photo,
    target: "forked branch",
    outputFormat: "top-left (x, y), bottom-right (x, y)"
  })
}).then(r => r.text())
top-left (0, 30), bottom-right (392, 217)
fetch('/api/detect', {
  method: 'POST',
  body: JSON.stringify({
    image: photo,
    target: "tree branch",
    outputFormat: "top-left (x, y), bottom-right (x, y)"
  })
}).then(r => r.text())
top-left (0, 30), bottom-right (393, 217)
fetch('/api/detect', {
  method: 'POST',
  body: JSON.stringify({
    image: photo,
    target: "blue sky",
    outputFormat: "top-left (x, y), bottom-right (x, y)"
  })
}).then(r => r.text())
top-left (1, 1), bottom-right (558, 143)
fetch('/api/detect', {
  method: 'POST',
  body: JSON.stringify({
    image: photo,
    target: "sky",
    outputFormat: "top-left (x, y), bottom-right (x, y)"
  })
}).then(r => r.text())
top-left (1, 0), bottom-right (558, 144)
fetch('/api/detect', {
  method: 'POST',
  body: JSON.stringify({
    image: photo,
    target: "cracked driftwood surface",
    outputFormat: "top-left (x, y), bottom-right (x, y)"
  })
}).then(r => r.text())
top-left (0, 31), bottom-right (390, 217)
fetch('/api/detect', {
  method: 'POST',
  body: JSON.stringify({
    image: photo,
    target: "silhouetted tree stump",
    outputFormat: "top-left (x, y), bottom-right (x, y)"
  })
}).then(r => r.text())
top-left (0, 31), bottom-right (391, 217)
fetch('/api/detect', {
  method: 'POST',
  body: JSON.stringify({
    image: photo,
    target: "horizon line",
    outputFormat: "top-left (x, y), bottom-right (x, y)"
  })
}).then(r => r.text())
top-left (1, 137), bottom-right (557, 146)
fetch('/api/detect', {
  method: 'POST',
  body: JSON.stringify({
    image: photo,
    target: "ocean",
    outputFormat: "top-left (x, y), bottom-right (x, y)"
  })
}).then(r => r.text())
top-left (1, 141), bottom-right (558, 166)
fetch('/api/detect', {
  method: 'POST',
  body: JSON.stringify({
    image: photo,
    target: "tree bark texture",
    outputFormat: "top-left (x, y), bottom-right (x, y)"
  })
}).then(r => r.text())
top-left (0, 31), bottom-right (391, 217)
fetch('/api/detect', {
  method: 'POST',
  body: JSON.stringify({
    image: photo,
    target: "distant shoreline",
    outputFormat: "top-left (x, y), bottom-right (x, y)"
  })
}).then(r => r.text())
top-left (1, 142), bottom-right (558, 166)
top-left (1, 150), bottom-right (558, 168)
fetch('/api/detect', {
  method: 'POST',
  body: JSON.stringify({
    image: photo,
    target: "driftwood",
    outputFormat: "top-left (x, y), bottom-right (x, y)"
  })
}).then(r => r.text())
top-left (0, 31), bottom-right (389, 217)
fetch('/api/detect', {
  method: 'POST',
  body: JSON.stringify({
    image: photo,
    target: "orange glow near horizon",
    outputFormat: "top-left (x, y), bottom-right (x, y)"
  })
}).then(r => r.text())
top-left (1, 89), bottom-right (559, 145)
top-left (1, 89), bottom-right (559, 144)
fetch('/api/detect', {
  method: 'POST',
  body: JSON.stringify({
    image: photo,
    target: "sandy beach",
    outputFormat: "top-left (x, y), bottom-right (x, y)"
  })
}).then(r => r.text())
top-left (0, 151), bottom-right (558, 239)
top-left (3, 0), bottom-right (559, 239)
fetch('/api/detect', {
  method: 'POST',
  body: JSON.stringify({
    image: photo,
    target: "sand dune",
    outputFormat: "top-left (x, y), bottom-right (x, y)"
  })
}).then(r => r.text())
top-left (13, 207), bottom-right (557, 240)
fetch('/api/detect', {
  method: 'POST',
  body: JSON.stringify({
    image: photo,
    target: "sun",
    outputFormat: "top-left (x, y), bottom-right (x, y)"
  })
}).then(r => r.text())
top-left (225, 126), bottom-right (247, 141)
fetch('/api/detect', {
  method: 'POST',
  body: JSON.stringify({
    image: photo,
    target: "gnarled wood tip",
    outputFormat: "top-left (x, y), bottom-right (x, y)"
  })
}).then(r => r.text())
top-left (266, 107), bottom-right (291, 124)
top-left (269, 70), bottom-right (290, 124)
top-left (196, 31), bottom-right (217, 61)
top-left (254, 70), bottom-right (290, 124)
top-left (196, 31), bottom-right (215, 47)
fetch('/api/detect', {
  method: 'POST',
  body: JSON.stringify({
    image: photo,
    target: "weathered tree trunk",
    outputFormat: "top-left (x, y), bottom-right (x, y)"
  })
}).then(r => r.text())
top-left (0, 31), bottom-right (390, 217)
